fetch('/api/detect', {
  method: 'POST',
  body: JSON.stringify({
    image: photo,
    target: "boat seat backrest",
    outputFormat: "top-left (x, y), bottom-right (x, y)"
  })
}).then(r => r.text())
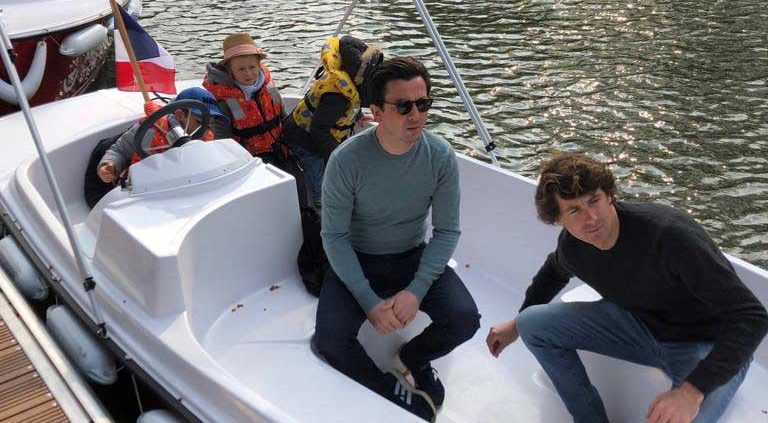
top-left (178, 180), bottom-right (302, 338)
top-left (26, 122), bottom-right (136, 228)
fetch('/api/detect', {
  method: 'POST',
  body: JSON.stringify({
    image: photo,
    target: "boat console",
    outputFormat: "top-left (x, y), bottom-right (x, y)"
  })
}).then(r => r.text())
top-left (86, 139), bottom-right (302, 328)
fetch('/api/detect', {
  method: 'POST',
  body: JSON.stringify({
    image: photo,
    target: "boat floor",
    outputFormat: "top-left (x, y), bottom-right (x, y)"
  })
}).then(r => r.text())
top-left (197, 264), bottom-right (768, 423)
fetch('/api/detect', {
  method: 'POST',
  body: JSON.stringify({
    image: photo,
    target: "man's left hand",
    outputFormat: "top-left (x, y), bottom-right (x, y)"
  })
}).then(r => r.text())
top-left (646, 382), bottom-right (704, 423)
top-left (392, 290), bottom-right (420, 326)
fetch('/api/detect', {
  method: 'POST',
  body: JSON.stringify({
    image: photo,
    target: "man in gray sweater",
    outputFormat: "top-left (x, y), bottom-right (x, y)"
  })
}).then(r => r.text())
top-left (316, 57), bottom-right (480, 422)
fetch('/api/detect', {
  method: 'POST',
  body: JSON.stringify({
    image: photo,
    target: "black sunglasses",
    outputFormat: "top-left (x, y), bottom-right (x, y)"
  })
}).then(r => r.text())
top-left (383, 97), bottom-right (433, 115)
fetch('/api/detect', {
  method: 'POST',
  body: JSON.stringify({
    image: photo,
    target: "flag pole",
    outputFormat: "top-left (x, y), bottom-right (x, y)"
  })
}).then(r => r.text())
top-left (109, 0), bottom-right (149, 102)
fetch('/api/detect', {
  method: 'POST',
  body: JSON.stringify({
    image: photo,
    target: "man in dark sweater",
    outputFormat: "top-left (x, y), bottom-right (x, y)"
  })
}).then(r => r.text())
top-left (486, 153), bottom-right (768, 423)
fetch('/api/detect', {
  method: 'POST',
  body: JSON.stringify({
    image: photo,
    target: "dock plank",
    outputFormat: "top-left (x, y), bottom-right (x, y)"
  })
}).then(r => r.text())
top-left (0, 316), bottom-right (69, 423)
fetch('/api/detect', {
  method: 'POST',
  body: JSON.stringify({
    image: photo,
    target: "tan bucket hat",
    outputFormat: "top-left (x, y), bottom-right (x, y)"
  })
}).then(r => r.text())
top-left (218, 33), bottom-right (266, 67)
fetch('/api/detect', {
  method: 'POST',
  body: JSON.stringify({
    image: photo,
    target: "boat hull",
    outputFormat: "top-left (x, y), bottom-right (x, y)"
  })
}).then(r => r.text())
top-left (0, 20), bottom-right (112, 115)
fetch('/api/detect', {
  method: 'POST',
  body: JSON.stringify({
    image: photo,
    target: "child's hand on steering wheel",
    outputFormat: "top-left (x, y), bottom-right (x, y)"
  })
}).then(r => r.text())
top-left (97, 162), bottom-right (116, 183)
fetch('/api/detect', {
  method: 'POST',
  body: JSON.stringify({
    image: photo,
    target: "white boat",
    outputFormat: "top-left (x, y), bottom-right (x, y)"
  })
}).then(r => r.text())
top-left (1, 80), bottom-right (766, 422)
top-left (0, 3), bottom-right (765, 422)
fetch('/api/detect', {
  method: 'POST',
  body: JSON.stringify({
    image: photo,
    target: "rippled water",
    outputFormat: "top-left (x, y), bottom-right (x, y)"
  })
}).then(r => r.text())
top-left (94, 0), bottom-right (767, 268)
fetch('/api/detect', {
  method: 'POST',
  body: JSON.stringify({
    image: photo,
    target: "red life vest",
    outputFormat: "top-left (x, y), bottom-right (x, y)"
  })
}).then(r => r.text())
top-left (203, 66), bottom-right (283, 156)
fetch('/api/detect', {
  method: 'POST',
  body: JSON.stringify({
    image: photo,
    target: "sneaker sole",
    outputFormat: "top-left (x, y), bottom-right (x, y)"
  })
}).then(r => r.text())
top-left (390, 371), bottom-right (437, 423)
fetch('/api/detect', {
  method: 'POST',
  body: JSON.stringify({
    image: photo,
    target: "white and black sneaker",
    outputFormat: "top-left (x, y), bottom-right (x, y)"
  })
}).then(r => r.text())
top-left (384, 371), bottom-right (436, 422)
top-left (394, 348), bottom-right (445, 408)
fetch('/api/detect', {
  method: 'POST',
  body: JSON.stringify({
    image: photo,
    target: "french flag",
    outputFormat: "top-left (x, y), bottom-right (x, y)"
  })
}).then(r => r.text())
top-left (114, 6), bottom-right (176, 94)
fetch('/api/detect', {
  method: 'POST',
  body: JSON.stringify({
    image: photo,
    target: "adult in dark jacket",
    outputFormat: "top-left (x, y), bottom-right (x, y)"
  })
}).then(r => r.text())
top-left (486, 153), bottom-right (768, 423)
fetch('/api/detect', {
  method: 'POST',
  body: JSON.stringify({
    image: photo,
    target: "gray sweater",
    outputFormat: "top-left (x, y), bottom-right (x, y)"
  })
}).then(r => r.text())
top-left (99, 123), bottom-right (143, 177)
top-left (321, 127), bottom-right (461, 312)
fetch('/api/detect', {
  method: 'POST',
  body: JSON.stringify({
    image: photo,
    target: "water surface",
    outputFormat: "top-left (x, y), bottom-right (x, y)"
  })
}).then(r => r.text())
top-left (95, 0), bottom-right (767, 268)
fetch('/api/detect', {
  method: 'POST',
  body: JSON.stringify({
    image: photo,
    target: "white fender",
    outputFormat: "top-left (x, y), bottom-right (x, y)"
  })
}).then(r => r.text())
top-left (0, 236), bottom-right (48, 301)
top-left (0, 40), bottom-right (46, 105)
top-left (106, 0), bottom-right (143, 34)
top-left (46, 304), bottom-right (117, 385)
top-left (137, 410), bottom-right (184, 423)
top-left (59, 24), bottom-right (107, 57)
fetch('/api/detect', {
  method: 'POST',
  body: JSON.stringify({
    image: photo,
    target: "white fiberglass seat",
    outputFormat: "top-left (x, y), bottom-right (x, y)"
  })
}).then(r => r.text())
top-left (86, 138), bottom-right (302, 322)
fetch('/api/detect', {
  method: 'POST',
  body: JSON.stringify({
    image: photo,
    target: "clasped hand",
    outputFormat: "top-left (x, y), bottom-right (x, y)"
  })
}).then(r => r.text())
top-left (368, 290), bottom-right (420, 335)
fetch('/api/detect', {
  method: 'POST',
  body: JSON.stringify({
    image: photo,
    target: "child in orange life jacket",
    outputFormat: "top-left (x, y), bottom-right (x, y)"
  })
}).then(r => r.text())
top-left (96, 87), bottom-right (227, 184)
top-left (202, 33), bottom-right (285, 161)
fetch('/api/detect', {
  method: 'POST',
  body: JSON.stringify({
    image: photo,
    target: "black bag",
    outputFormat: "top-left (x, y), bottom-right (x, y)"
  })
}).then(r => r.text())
top-left (297, 207), bottom-right (328, 297)
top-left (83, 135), bottom-right (121, 209)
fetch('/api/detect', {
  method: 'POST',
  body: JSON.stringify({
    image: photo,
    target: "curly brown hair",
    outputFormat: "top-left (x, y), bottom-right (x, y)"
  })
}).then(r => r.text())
top-left (535, 153), bottom-right (617, 224)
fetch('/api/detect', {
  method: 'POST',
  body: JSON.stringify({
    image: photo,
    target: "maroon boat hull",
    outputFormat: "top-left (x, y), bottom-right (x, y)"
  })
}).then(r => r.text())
top-left (0, 16), bottom-right (113, 116)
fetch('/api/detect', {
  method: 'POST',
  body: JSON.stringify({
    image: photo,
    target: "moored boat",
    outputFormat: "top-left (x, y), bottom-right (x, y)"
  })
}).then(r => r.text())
top-left (0, 0), bottom-right (140, 115)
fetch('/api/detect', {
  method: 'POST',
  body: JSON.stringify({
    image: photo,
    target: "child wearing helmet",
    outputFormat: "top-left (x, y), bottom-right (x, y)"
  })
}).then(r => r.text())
top-left (96, 87), bottom-right (227, 184)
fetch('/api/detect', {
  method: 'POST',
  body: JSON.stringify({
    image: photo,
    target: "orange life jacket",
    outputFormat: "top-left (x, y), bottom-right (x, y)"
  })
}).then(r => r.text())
top-left (203, 66), bottom-right (282, 156)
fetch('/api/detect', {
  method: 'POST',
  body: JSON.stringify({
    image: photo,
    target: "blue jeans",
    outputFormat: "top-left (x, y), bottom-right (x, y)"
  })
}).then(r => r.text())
top-left (288, 143), bottom-right (324, 209)
top-left (315, 245), bottom-right (481, 395)
top-left (516, 300), bottom-right (749, 423)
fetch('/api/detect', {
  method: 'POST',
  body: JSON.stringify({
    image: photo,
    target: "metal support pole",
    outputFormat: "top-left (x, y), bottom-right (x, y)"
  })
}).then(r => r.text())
top-left (300, 0), bottom-right (360, 95)
top-left (413, 0), bottom-right (501, 166)
top-left (0, 10), bottom-right (107, 334)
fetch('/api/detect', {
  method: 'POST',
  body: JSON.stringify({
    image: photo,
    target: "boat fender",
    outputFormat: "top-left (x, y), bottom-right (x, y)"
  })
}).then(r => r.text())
top-left (45, 304), bottom-right (117, 385)
top-left (0, 237), bottom-right (48, 301)
top-left (137, 409), bottom-right (184, 423)
top-left (106, 0), bottom-right (143, 35)
top-left (0, 40), bottom-right (46, 105)
top-left (59, 24), bottom-right (108, 57)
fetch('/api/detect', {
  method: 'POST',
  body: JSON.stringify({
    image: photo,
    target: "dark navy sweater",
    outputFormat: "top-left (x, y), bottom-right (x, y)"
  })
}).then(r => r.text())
top-left (521, 201), bottom-right (768, 395)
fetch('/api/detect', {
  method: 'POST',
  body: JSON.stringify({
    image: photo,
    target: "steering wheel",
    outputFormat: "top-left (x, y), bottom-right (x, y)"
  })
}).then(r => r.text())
top-left (132, 99), bottom-right (212, 159)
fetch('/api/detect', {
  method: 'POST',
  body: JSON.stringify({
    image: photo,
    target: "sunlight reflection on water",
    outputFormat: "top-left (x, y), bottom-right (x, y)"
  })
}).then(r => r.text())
top-left (94, 0), bottom-right (767, 267)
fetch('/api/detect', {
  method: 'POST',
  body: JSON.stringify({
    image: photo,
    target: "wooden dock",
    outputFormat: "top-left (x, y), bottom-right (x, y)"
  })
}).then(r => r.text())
top-left (0, 315), bottom-right (69, 423)
top-left (0, 268), bottom-right (112, 423)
